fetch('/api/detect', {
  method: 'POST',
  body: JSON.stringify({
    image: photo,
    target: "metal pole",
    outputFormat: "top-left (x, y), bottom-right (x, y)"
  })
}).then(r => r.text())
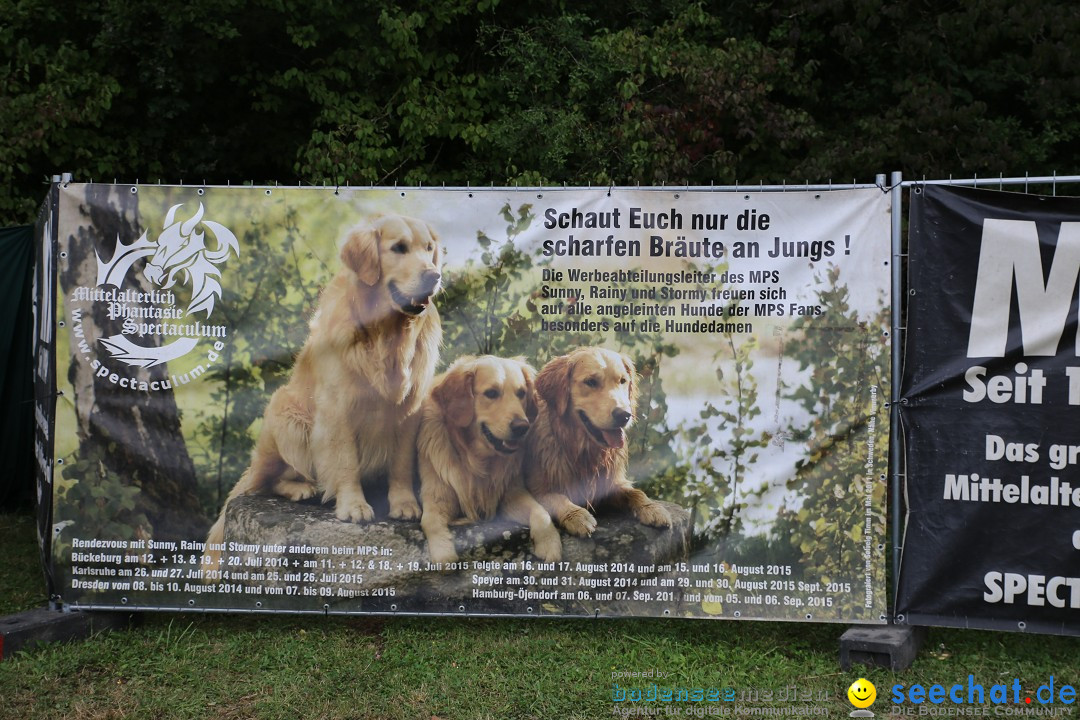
top-left (889, 170), bottom-right (903, 614)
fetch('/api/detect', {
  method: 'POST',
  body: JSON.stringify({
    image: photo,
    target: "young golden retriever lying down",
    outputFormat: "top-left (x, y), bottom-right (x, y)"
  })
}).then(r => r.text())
top-left (418, 355), bottom-right (562, 564)
top-left (204, 215), bottom-right (443, 567)
top-left (526, 347), bottom-right (672, 537)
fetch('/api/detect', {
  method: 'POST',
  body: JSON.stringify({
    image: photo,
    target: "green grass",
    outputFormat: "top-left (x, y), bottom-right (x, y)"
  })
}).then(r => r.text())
top-left (2, 510), bottom-right (1079, 719)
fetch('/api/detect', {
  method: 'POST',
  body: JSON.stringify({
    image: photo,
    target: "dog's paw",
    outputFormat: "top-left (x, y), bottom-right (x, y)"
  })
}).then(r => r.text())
top-left (561, 507), bottom-right (597, 537)
top-left (274, 478), bottom-right (318, 502)
top-left (335, 499), bottom-right (375, 523)
top-left (388, 496), bottom-right (422, 521)
top-left (428, 542), bottom-right (459, 566)
top-left (634, 502), bottom-right (672, 528)
top-left (532, 529), bottom-right (562, 563)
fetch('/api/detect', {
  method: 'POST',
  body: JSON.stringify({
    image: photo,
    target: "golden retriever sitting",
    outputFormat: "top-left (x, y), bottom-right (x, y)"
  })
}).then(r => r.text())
top-left (205, 215), bottom-right (442, 565)
top-left (418, 355), bottom-right (562, 564)
top-left (525, 347), bottom-right (672, 537)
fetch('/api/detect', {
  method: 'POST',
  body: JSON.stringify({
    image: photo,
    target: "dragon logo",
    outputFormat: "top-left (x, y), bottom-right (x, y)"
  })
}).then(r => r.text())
top-left (92, 203), bottom-right (239, 368)
top-left (142, 203), bottom-right (238, 316)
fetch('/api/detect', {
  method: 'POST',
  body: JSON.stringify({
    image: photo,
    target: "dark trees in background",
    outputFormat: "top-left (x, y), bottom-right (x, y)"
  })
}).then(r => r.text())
top-left (2, 0), bottom-right (1079, 223)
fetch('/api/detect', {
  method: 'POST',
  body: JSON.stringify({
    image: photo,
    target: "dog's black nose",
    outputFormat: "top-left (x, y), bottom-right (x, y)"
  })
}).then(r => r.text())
top-left (510, 418), bottom-right (531, 438)
top-left (612, 408), bottom-right (631, 427)
top-left (420, 270), bottom-right (442, 295)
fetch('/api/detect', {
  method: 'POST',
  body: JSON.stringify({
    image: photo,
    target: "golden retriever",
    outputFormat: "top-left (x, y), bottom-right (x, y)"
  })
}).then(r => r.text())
top-left (204, 215), bottom-right (442, 567)
top-left (525, 347), bottom-right (672, 536)
top-left (418, 355), bottom-right (561, 564)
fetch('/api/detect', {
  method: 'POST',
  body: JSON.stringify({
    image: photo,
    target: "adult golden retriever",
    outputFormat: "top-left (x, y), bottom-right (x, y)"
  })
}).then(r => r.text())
top-left (525, 347), bottom-right (671, 537)
top-left (418, 355), bottom-right (561, 564)
top-left (204, 215), bottom-right (442, 567)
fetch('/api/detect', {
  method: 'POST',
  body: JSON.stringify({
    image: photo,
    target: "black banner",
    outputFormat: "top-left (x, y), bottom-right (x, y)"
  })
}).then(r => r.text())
top-left (897, 184), bottom-right (1080, 635)
top-left (33, 186), bottom-right (59, 599)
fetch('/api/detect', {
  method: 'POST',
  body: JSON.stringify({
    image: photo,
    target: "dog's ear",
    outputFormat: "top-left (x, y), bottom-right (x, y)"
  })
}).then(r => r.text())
top-left (621, 352), bottom-right (639, 417)
top-left (536, 354), bottom-right (573, 416)
top-left (341, 227), bottom-right (380, 286)
top-left (433, 366), bottom-right (475, 428)
top-left (517, 359), bottom-right (539, 423)
top-left (427, 222), bottom-right (442, 267)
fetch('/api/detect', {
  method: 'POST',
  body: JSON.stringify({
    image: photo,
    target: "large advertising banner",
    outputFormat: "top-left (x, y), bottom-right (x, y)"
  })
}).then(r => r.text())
top-left (49, 182), bottom-right (889, 621)
top-left (897, 184), bottom-right (1080, 635)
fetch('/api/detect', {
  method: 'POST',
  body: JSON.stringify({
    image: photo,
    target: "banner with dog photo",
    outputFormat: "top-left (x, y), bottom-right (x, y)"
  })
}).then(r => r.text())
top-left (47, 182), bottom-right (889, 622)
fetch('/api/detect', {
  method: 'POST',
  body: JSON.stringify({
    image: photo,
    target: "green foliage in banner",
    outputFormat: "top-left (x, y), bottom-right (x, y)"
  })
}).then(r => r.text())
top-left (770, 267), bottom-right (889, 611)
top-left (54, 444), bottom-right (151, 546)
top-left (678, 332), bottom-right (772, 543)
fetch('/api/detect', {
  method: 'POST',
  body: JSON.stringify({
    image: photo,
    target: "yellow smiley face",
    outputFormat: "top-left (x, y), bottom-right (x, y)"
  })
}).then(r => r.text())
top-left (848, 678), bottom-right (877, 708)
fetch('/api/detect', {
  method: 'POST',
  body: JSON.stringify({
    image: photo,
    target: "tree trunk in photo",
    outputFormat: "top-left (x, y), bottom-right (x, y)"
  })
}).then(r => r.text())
top-left (58, 184), bottom-right (206, 540)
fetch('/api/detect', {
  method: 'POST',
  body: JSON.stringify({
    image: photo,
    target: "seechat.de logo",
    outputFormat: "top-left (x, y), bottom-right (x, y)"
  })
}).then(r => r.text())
top-left (890, 675), bottom-right (1077, 709)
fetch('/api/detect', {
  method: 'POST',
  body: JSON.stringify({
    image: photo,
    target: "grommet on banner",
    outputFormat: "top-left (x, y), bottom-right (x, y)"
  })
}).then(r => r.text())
top-left (733, 611), bottom-right (741, 618)
top-left (1018, 621), bottom-right (1027, 631)
top-left (390, 604), bottom-right (397, 613)
top-left (805, 614), bottom-right (812, 620)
